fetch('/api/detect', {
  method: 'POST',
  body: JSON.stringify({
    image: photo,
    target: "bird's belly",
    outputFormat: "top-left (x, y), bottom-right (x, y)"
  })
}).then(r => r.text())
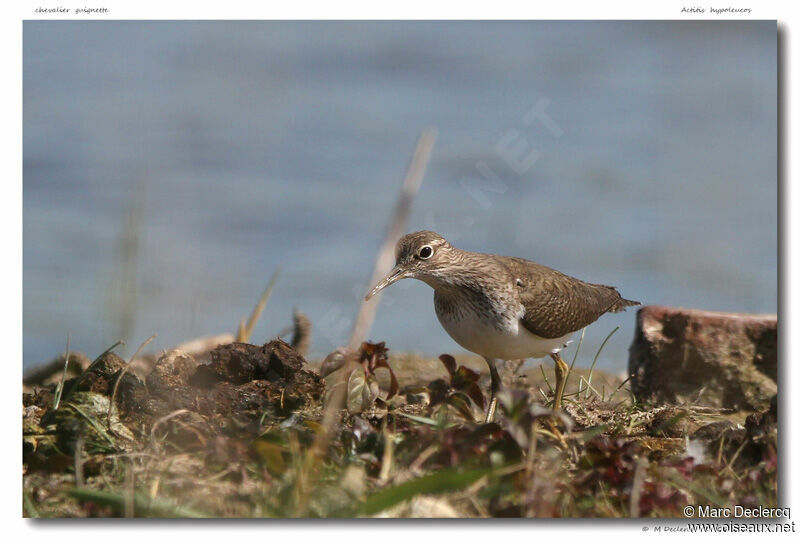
top-left (435, 304), bottom-right (572, 360)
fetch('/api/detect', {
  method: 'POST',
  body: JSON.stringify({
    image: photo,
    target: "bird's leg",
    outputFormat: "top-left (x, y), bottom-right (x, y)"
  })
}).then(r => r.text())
top-left (540, 352), bottom-right (570, 448)
top-left (550, 352), bottom-right (569, 412)
top-left (483, 357), bottom-right (502, 423)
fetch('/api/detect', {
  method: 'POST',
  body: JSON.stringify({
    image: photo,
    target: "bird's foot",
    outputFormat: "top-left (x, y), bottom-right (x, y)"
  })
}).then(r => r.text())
top-left (541, 414), bottom-right (569, 449)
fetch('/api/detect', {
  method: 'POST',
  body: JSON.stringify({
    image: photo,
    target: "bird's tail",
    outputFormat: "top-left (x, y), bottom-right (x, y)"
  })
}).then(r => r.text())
top-left (610, 297), bottom-right (641, 312)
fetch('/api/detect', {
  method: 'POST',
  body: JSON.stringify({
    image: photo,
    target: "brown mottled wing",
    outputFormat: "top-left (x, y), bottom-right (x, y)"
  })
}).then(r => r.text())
top-left (497, 256), bottom-right (639, 339)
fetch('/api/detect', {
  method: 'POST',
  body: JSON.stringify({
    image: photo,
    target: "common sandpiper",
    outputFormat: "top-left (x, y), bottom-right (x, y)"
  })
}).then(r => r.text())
top-left (365, 230), bottom-right (640, 422)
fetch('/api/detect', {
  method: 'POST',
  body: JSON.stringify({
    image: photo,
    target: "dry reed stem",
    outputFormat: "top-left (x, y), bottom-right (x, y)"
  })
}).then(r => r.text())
top-left (237, 268), bottom-right (281, 343)
top-left (298, 129), bottom-right (436, 515)
top-left (348, 128), bottom-right (436, 348)
top-left (112, 181), bottom-right (145, 345)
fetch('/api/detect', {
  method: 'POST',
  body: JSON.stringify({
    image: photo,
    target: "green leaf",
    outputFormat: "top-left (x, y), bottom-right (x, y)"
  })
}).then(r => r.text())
top-left (347, 368), bottom-right (379, 413)
top-left (579, 424), bottom-right (608, 442)
top-left (348, 467), bottom-right (492, 516)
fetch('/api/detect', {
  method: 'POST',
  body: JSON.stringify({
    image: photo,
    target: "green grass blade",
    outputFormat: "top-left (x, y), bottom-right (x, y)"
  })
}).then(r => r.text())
top-left (348, 467), bottom-right (491, 516)
top-left (609, 374), bottom-right (633, 401)
top-left (648, 411), bottom-right (689, 436)
top-left (66, 403), bottom-right (117, 450)
top-left (394, 412), bottom-right (444, 427)
top-left (563, 327), bottom-right (585, 390)
top-left (53, 334), bottom-right (71, 411)
top-left (539, 364), bottom-right (553, 393)
top-left (579, 424), bottom-right (609, 442)
top-left (585, 326), bottom-right (619, 399)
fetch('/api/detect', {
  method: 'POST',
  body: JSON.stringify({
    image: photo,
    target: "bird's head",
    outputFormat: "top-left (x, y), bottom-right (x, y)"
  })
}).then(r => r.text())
top-left (365, 230), bottom-right (457, 300)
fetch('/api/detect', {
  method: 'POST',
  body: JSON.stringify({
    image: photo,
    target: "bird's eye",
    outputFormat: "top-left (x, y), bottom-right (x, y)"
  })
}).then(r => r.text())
top-left (419, 246), bottom-right (433, 259)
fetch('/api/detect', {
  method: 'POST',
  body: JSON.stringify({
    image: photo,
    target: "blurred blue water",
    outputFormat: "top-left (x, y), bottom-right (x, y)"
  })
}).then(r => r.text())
top-left (23, 21), bottom-right (777, 375)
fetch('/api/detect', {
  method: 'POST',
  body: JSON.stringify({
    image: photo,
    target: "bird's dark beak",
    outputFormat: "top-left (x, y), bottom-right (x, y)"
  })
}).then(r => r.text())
top-left (365, 266), bottom-right (409, 301)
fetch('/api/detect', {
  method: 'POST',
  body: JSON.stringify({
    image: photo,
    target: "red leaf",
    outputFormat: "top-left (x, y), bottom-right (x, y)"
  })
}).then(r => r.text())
top-left (464, 382), bottom-right (486, 409)
top-left (427, 379), bottom-right (449, 407)
top-left (438, 354), bottom-right (457, 376)
top-left (448, 392), bottom-right (475, 421)
top-left (386, 367), bottom-right (399, 399)
top-left (372, 358), bottom-right (399, 398)
top-left (453, 365), bottom-right (480, 386)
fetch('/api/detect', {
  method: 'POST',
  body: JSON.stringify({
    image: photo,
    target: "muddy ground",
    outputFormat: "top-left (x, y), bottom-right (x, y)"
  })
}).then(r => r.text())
top-left (23, 340), bottom-right (777, 518)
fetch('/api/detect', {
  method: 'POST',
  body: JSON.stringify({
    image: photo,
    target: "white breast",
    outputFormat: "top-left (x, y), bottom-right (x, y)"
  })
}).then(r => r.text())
top-left (434, 292), bottom-right (572, 361)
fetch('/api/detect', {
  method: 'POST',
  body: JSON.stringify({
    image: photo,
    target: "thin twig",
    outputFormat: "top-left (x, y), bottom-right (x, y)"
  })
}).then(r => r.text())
top-left (409, 444), bottom-right (440, 474)
top-left (150, 409), bottom-right (191, 448)
top-left (726, 440), bottom-right (749, 473)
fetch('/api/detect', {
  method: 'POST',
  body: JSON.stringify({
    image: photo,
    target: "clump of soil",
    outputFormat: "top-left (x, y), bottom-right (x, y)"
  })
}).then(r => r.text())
top-left (141, 341), bottom-right (324, 428)
top-left (24, 339), bottom-right (325, 472)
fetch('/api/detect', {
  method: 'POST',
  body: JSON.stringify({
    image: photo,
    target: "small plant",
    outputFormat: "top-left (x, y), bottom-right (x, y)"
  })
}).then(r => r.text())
top-left (320, 341), bottom-right (399, 413)
top-left (410, 354), bottom-right (485, 421)
top-left (496, 388), bottom-right (558, 449)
